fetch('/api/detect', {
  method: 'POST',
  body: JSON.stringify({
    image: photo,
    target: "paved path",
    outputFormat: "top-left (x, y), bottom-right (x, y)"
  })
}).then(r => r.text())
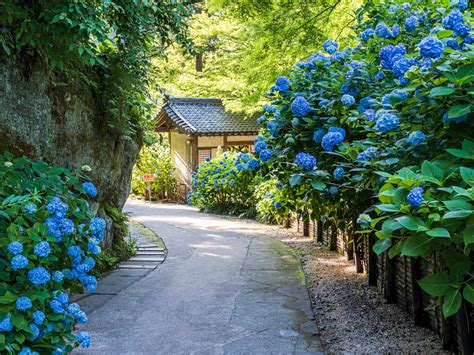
top-left (77, 200), bottom-right (322, 354)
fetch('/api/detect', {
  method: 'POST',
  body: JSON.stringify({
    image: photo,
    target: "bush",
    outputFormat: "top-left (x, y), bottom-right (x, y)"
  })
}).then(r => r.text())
top-left (131, 135), bottom-right (177, 200)
top-left (254, 0), bottom-right (473, 317)
top-left (0, 152), bottom-right (106, 353)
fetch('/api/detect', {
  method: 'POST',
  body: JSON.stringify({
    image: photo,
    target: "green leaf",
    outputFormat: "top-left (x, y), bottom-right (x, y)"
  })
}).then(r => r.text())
top-left (436, 29), bottom-right (453, 39)
top-left (417, 272), bottom-right (450, 296)
top-left (401, 235), bottom-right (431, 256)
top-left (373, 238), bottom-right (392, 255)
top-left (426, 227), bottom-right (450, 238)
top-left (443, 289), bottom-right (462, 317)
top-left (447, 104), bottom-right (471, 119)
top-left (443, 199), bottom-right (472, 211)
top-left (375, 204), bottom-right (400, 212)
top-left (429, 86), bottom-right (454, 97)
top-left (396, 215), bottom-right (429, 231)
top-left (421, 160), bottom-right (443, 183)
top-left (381, 219), bottom-right (402, 233)
top-left (463, 284), bottom-right (474, 304)
top-left (443, 210), bottom-right (472, 219)
top-left (446, 148), bottom-right (473, 159)
top-left (309, 179), bottom-right (326, 191)
top-left (0, 333), bottom-right (4, 345)
top-left (398, 167), bottom-right (417, 180)
top-left (463, 224), bottom-right (474, 245)
top-left (11, 315), bottom-right (27, 330)
top-left (0, 292), bottom-right (17, 304)
top-left (460, 167), bottom-right (474, 186)
top-left (289, 174), bottom-right (303, 187)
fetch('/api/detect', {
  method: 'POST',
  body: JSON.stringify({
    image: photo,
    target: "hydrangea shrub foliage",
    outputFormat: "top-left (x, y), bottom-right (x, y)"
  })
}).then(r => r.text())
top-left (0, 152), bottom-right (104, 353)
top-left (191, 0), bottom-right (473, 318)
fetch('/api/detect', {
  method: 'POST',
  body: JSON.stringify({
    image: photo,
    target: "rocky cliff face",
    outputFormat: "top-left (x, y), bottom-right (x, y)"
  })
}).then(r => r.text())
top-left (0, 58), bottom-right (142, 248)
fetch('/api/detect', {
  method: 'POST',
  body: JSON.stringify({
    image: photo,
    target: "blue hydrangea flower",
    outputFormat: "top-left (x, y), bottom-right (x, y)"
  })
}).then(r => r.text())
top-left (44, 216), bottom-right (75, 242)
top-left (32, 310), bottom-right (45, 325)
top-left (365, 109), bottom-right (376, 122)
top-left (11, 255), bottom-right (29, 270)
top-left (321, 132), bottom-right (344, 152)
top-left (375, 71), bottom-right (386, 81)
top-left (53, 271), bottom-right (64, 282)
top-left (67, 245), bottom-right (81, 258)
top-left (267, 120), bottom-right (280, 138)
top-left (328, 186), bottom-right (339, 195)
top-left (319, 99), bottom-right (331, 108)
top-left (380, 44), bottom-right (407, 70)
top-left (291, 96), bottom-right (310, 117)
top-left (89, 217), bottom-right (106, 241)
top-left (375, 110), bottom-right (400, 132)
top-left (82, 182), bottom-right (97, 197)
top-left (382, 89), bottom-right (408, 106)
top-left (392, 57), bottom-right (412, 77)
top-left (357, 147), bottom-right (378, 161)
top-left (313, 129), bottom-right (326, 144)
top-left (402, 2), bottom-right (411, 9)
top-left (50, 299), bottom-right (64, 314)
top-left (452, 0), bottom-right (468, 11)
top-left (55, 291), bottom-right (69, 305)
top-left (442, 10), bottom-right (464, 30)
top-left (295, 153), bottom-right (317, 171)
top-left (328, 126), bottom-right (346, 139)
top-left (275, 76), bottom-right (290, 92)
top-left (333, 167), bottom-right (345, 181)
top-left (46, 197), bottom-right (68, 217)
top-left (254, 140), bottom-right (267, 154)
top-left (28, 267), bottom-right (51, 286)
top-left (391, 25), bottom-right (401, 38)
top-left (24, 203), bottom-right (37, 214)
top-left (77, 331), bottom-right (91, 348)
top-left (341, 94), bottom-right (355, 107)
top-left (447, 37), bottom-right (462, 49)
top-left (407, 187), bottom-right (424, 207)
top-left (340, 82), bottom-right (359, 97)
top-left (405, 15), bottom-right (419, 32)
top-left (322, 40), bottom-right (338, 54)
top-left (408, 131), bottom-right (426, 146)
top-left (16, 296), bottom-right (32, 311)
top-left (273, 201), bottom-right (281, 209)
top-left (259, 149), bottom-right (272, 163)
top-left (81, 275), bottom-right (97, 293)
top-left (7, 241), bottom-right (23, 255)
top-left (248, 159), bottom-right (259, 170)
top-left (454, 22), bottom-right (470, 37)
top-left (19, 347), bottom-right (34, 355)
top-left (34, 241), bottom-right (51, 257)
top-left (28, 323), bottom-right (40, 340)
top-left (361, 28), bottom-right (375, 41)
top-left (388, 4), bottom-right (398, 12)
top-left (375, 22), bottom-right (392, 39)
top-left (0, 314), bottom-right (13, 332)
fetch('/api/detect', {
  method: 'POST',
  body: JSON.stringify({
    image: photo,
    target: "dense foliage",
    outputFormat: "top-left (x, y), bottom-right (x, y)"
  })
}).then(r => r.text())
top-left (157, 0), bottom-right (360, 114)
top-left (0, 0), bottom-right (192, 134)
top-left (0, 152), bottom-right (106, 353)
top-left (131, 135), bottom-right (177, 200)
top-left (190, 0), bottom-right (474, 318)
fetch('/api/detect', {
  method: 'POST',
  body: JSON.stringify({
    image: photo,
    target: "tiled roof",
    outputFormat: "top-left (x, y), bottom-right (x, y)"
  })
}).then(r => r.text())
top-left (160, 97), bottom-right (260, 135)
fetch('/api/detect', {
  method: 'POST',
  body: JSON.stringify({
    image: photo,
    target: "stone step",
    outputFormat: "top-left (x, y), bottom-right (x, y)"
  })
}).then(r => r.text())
top-left (139, 245), bottom-right (165, 250)
top-left (129, 256), bottom-right (165, 263)
top-left (118, 263), bottom-right (157, 270)
top-left (136, 250), bottom-right (165, 256)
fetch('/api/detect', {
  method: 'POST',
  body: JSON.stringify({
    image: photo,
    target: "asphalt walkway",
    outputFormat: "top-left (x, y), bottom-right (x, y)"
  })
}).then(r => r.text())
top-left (76, 200), bottom-right (321, 354)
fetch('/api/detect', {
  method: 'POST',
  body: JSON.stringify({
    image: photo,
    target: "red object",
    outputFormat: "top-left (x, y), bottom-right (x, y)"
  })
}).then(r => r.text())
top-left (143, 174), bottom-right (155, 182)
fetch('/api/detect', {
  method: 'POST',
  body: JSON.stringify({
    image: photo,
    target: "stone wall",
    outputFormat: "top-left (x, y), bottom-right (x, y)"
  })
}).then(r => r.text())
top-left (0, 58), bottom-right (142, 248)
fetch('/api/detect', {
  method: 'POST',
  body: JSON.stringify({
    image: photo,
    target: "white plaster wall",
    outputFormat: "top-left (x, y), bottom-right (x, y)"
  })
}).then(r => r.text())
top-left (170, 130), bottom-right (191, 186)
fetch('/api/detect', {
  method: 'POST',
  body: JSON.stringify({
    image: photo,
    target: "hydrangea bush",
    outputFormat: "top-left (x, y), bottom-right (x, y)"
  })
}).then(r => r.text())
top-left (0, 152), bottom-right (105, 353)
top-left (222, 0), bottom-right (472, 318)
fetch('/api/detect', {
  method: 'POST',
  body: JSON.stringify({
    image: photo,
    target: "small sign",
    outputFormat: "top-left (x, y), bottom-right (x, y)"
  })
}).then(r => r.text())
top-left (143, 174), bottom-right (155, 182)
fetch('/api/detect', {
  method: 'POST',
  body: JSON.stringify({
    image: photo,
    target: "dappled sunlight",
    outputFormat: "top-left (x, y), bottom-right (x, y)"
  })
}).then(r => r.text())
top-left (190, 243), bottom-right (231, 250)
top-left (198, 252), bottom-right (232, 259)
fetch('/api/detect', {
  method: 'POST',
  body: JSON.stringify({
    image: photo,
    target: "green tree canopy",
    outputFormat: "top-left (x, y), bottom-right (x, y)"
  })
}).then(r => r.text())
top-left (157, 0), bottom-right (361, 114)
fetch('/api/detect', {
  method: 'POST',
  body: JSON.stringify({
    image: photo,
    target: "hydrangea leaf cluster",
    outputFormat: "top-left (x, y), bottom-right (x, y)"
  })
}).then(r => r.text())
top-left (0, 152), bottom-right (105, 352)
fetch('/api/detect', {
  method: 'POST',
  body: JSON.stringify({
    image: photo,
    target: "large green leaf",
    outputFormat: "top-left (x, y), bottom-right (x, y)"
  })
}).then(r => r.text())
top-left (426, 227), bottom-right (450, 238)
top-left (460, 167), bottom-right (474, 186)
top-left (375, 204), bottom-right (400, 212)
top-left (417, 272), bottom-right (450, 297)
top-left (447, 104), bottom-right (471, 119)
top-left (442, 289), bottom-right (462, 317)
top-left (381, 219), bottom-right (402, 233)
top-left (0, 292), bottom-right (17, 304)
top-left (396, 215), bottom-right (428, 231)
top-left (373, 238), bottom-right (392, 255)
top-left (443, 210), bottom-right (472, 219)
top-left (309, 179), bottom-right (326, 191)
top-left (289, 174), bottom-right (303, 187)
top-left (421, 160), bottom-right (443, 184)
top-left (463, 224), bottom-right (474, 245)
top-left (463, 284), bottom-right (474, 304)
top-left (429, 86), bottom-right (454, 97)
top-left (401, 235), bottom-right (431, 256)
top-left (443, 199), bottom-right (472, 211)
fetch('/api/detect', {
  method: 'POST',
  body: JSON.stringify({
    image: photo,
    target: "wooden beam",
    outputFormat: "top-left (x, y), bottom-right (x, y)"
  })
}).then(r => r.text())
top-left (368, 233), bottom-right (378, 286)
top-left (410, 257), bottom-right (423, 325)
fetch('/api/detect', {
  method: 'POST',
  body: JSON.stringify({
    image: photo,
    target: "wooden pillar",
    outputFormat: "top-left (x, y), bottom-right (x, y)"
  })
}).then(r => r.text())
top-left (329, 224), bottom-right (337, 251)
top-left (223, 134), bottom-right (228, 150)
top-left (353, 218), bottom-right (364, 273)
top-left (410, 257), bottom-right (423, 325)
top-left (368, 233), bottom-right (378, 286)
top-left (347, 228), bottom-right (354, 261)
top-left (192, 135), bottom-right (198, 170)
top-left (303, 219), bottom-right (310, 237)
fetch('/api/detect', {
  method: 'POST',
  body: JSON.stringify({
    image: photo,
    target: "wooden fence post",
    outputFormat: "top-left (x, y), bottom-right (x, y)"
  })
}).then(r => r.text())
top-left (329, 224), bottom-right (337, 251)
top-left (410, 257), bottom-right (423, 326)
top-left (303, 219), bottom-right (310, 237)
top-left (385, 255), bottom-right (397, 303)
top-left (316, 220), bottom-right (323, 243)
top-left (456, 301), bottom-right (474, 354)
top-left (368, 233), bottom-right (378, 286)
